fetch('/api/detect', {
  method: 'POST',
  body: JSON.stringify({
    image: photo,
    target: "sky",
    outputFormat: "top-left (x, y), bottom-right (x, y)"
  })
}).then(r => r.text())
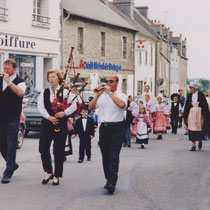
top-left (135, 0), bottom-right (210, 80)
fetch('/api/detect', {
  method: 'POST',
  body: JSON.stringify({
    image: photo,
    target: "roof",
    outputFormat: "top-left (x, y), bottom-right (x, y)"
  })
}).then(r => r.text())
top-left (64, 0), bottom-right (136, 31)
top-left (108, 2), bottom-right (158, 40)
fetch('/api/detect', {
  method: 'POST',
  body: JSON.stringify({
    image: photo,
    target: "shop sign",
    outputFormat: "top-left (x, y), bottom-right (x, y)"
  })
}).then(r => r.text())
top-left (0, 34), bottom-right (36, 49)
top-left (79, 59), bottom-right (121, 72)
top-left (135, 40), bottom-right (147, 51)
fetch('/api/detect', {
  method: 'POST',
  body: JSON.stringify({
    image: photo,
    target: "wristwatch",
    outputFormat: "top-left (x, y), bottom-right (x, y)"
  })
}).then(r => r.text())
top-left (109, 92), bottom-right (113, 96)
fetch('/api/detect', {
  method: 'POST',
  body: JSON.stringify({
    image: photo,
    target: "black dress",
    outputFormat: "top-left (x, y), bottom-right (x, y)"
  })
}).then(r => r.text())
top-left (183, 91), bottom-right (209, 141)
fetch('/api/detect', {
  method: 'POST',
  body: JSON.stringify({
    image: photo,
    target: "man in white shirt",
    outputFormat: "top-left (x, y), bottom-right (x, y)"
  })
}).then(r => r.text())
top-left (89, 75), bottom-right (127, 195)
top-left (0, 59), bottom-right (26, 184)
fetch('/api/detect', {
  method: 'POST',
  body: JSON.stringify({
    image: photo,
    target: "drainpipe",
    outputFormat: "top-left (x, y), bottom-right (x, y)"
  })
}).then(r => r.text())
top-left (61, 0), bottom-right (70, 70)
top-left (133, 32), bottom-right (135, 96)
top-left (60, 0), bottom-right (64, 70)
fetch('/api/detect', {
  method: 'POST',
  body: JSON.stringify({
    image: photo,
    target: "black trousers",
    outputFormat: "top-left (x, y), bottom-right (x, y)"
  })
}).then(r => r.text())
top-left (0, 121), bottom-right (19, 177)
top-left (79, 137), bottom-right (91, 160)
top-left (171, 116), bottom-right (179, 133)
top-left (39, 122), bottom-right (67, 178)
top-left (99, 122), bottom-right (124, 187)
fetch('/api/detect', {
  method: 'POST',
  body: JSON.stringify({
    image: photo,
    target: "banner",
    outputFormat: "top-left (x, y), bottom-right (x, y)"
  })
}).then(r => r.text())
top-left (135, 40), bottom-right (147, 52)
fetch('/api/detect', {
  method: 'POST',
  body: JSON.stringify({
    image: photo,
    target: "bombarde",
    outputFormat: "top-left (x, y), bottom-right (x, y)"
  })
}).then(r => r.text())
top-left (93, 85), bottom-right (106, 95)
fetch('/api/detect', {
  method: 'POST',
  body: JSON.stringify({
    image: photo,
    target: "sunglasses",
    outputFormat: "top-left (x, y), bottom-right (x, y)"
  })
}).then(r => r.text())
top-left (105, 80), bottom-right (114, 84)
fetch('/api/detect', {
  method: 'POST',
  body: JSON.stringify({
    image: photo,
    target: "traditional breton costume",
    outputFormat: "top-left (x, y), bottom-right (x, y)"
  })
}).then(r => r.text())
top-left (183, 83), bottom-right (209, 147)
top-left (144, 99), bottom-right (155, 129)
top-left (38, 85), bottom-right (77, 178)
top-left (73, 115), bottom-right (95, 162)
top-left (132, 112), bottom-right (151, 148)
top-left (153, 97), bottom-right (168, 139)
top-left (170, 93), bottom-right (182, 134)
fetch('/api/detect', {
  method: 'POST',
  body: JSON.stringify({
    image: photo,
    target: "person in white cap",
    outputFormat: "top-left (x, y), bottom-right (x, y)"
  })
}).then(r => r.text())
top-left (183, 82), bottom-right (209, 151)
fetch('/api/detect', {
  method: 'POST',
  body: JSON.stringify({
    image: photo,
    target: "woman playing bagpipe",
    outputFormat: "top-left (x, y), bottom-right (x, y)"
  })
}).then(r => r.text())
top-left (38, 69), bottom-right (77, 186)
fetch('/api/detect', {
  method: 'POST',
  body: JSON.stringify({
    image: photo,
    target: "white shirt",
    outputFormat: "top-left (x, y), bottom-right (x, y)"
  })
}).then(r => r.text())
top-left (82, 118), bottom-right (87, 131)
top-left (192, 91), bottom-right (198, 102)
top-left (170, 102), bottom-right (182, 111)
top-left (38, 85), bottom-right (77, 120)
top-left (3, 74), bottom-right (26, 94)
top-left (96, 91), bottom-right (127, 123)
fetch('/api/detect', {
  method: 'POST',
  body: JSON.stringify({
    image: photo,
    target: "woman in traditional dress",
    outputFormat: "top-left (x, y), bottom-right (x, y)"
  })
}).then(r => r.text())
top-left (38, 69), bottom-right (77, 185)
top-left (144, 94), bottom-right (155, 129)
top-left (183, 82), bottom-right (209, 151)
top-left (153, 95), bottom-right (168, 139)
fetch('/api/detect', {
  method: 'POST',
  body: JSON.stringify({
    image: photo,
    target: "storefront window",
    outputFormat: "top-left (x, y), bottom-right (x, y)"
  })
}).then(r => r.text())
top-left (9, 54), bottom-right (36, 95)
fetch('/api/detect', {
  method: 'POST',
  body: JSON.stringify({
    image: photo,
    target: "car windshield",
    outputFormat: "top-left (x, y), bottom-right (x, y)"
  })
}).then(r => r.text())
top-left (29, 92), bottom-right (40, 105)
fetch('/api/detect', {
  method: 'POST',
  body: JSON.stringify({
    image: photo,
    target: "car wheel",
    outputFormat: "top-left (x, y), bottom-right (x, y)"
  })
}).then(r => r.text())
top-left (24, 130), bottom-right (29, 137)
top-left (17, 125), bottom-right (24, 149)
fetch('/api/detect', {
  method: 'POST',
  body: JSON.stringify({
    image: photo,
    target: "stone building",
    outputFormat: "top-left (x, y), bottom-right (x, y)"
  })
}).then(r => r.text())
top-left (63, 0), bottom-right (137, 95)
top-left (0, 0), bottom-right (61, 92)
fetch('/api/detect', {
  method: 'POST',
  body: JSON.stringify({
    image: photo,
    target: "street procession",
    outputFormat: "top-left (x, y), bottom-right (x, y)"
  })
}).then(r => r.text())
top-left (0, 0), bottom-right (210, 210)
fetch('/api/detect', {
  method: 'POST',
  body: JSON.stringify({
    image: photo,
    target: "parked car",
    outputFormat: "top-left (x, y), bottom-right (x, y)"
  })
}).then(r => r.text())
top-left (22, 91), bottom-right (42, 136)
top-left (82, 92), bottom-right (96, 106)
top-left (18, 112), bottom-right (26, 149)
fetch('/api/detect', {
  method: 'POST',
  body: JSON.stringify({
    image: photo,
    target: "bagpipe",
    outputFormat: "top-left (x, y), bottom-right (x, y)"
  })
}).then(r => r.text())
top-left (51, 47), bottom-right (87, 132)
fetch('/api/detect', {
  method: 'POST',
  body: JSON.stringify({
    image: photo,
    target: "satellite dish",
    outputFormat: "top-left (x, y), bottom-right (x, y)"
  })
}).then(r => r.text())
top-left (157, 78), bottom-right (164, 86)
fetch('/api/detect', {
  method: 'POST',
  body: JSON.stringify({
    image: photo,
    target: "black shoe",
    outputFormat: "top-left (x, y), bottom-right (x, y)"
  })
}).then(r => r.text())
top-left (104, 183), bottom-right (108, 189)
top-left (42, 174), bottom-right (53, 185)
top-left (174, 131), bottom-right (177, 134)
top-left (7, 164), bottom-right (19, 178)
top-left (107, 184), bottom-right (115, 195)
top-left (141, 145), bottom-right (145, 149)
top-left (157, 135), bottom-right (162, 140)
top-left (198, 141), bottom-right (202, 150)
top-left (1, 176), bottom-right (10, 184)
top-left (52, 177), bottom-right (59, 186)
top-left (178, 124), bottom-right (182, 128)
top-left (185, 131), bottom-right (189, 135)
top-left (171, 131), bottom-right (174, 134)
top-left (190, 146), bottom-right (196, 151)
top-left (63, 156), bottom-right (67, 162)
top-left (87, 157), bottom-right (91, 161)
top-left (127, 145), bottom-right (131, 148)
top-left (78, 159), bottom-right (83, 163)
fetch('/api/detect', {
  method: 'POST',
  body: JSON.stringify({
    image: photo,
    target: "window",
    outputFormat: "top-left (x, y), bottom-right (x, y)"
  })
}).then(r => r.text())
top-left (137, 81), bottom-right (143, 95)
top-left (32, 0), bottom-right (50, 24)
top-left (101, 32), bottom-right (105, 57)
top-left (145, 51), bottom-right (148, 64)
top-left (122, 79), bottom-right (127, 94)
top-left (77, 27), bottom-right (84, 54)
top-left (0, 0), bottom-right (8, 18)
top-left (139, 52), bottom-right (142, 64)
top-left (151, 46), bottom-right (153, 65)
top-left (123, 37), bottom-right (127, 59)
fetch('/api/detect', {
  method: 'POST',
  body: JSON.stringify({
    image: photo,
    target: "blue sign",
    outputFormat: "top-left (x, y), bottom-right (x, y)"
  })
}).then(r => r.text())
top-left (83, 61), bottom-right (122, 72)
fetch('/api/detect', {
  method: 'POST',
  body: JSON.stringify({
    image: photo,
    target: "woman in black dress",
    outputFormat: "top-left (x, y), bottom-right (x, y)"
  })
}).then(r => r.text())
top-left (183, 82), bottom-right (209, 151)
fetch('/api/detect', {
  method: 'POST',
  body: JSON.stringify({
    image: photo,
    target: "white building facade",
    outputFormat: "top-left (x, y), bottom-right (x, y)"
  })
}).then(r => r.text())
top-left (170, 45), bottom-right (180, 94)
top-left (0, 0), bottom-right (61, 93)
top-left (135, 34), bottom-right (156, 96)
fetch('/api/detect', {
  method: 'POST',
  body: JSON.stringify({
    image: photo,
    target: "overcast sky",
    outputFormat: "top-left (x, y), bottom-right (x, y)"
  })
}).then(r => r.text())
top-left (135, 0), bottom-right (210, 79)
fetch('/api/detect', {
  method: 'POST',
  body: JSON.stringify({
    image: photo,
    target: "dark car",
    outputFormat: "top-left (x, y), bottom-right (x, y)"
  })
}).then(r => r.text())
top-left (18, 111), bottom-right (26, 149)
top-left (22, 91), bottom-right (42, 136)
top-left (83, 92), bottom-right (96, 106)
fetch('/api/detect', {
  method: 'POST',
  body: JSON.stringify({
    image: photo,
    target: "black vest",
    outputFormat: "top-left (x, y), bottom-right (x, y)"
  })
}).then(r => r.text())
top-left (171, 102), bottom-right (179, 117)
top-left (42, 88), bottom-right (67, 131)
top-left (0, 75), bottom-right (24, 122)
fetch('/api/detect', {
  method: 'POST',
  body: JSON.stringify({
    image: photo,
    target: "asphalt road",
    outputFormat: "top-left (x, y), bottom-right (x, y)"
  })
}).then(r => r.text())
top-left (1, 128), bottom-right (210, 210)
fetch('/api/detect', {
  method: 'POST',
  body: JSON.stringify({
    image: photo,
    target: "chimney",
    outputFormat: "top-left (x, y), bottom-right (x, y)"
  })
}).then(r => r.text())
top-left (182, 38), bottom-right (187, 57)
top-left (178, 34), bottom-right (183, 56)
top-left (113, 0), bottom-right (134, 19)
top-left (169, 31), bottom-right (173, 39)
top-left (135, 6), bottom-right (149, 19)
